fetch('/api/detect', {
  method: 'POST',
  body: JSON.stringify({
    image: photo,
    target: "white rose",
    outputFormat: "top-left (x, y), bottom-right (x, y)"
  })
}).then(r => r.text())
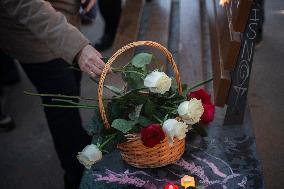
top-left (162, 119), bottom-right (188, 146)
top-left (178, 98), bottom-right (204, 124)
top-left (77, 144), bottom-right (102, 169)
top-left (144, 71), bottom-right (172, 94)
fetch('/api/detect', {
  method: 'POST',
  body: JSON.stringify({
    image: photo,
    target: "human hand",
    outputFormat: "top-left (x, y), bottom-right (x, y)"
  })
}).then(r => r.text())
top-left (81, 0), bottom-right (97, 14)
top-left (77, 44), bottom-right (107, 78)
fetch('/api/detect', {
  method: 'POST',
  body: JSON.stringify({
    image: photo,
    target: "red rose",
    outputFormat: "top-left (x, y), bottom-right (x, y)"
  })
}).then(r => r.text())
top-left (201, 103), bottom-right (215, 124)
top-left (141, 124), bottom-right (165, 148)
top-left (188, 89), bottom-right (215, 124)
top-left (187, 89), bottom-right (212, 105)
top-left (164, 183), bottom-right (179, 189)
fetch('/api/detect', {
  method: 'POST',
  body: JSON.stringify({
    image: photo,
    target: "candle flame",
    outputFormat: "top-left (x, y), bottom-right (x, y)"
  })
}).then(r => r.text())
top-left (220, 0), bottom-right (229, 6)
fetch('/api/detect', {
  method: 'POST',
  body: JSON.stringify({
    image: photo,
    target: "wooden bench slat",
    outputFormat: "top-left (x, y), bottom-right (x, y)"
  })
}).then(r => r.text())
top-left (230, 0), bottom-right (253, 32)
top-left (179, 0), bottom-right (205, 87)
top-left (206, 0), bottom-right (231, 106)
top-left (112, 0), bottom-right (145, 67)
top-left (140, 0), bottom-right (172, 70)
top-left (215, 2), bottom-right (241, 71)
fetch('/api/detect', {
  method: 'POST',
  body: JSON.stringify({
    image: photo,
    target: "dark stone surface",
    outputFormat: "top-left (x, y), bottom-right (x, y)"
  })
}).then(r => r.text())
top-left (80, 108), bottom-right (263, 189)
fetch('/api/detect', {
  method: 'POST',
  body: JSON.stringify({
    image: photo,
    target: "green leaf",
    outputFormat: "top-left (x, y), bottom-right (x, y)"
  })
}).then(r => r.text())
top-left (131, 53), bottom-right (153, 68)
top-left (137, 116), bottom-right (152, 127)
top-left (104, 85), bottom-right (123, 95)
top-left (107, 101), bottom-right (125, 122)
top-left (143, 99), bottom-right (156, 117)
top-left (101, 57), bottom-right (110, 63)
top-left (111, 119), bottom-right (135, 133)
top-left (123, 92), bottom-right (148, 105)
top-left (97, 132), bottom-right (127, 153)
top-left (122, 72), bottom-right (144, 90)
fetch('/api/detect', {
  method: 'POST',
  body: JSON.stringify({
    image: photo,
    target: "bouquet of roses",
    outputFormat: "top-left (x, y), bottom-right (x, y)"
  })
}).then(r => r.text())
top-left (25, 41), bottom-right (215, 169)
top-left (74, 52), bottom-right (215, 169)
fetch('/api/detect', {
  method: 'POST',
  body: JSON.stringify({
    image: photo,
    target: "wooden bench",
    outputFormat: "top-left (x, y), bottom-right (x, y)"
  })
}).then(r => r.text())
top-left (80, 1), bottom-right (264, 188)
top-left (206, 0), bottom-right (259, 125)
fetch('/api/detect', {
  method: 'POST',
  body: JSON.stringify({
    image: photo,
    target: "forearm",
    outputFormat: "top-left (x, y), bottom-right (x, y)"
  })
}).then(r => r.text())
top-left (1, 0), bottom-right (89, 63)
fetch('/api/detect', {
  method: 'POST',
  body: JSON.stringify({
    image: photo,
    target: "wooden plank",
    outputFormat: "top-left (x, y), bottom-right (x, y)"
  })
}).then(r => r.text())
top-left (141, 0), bottom-right (172, 70)
top-left (215, 1), bottom-right (241, 71)
top-left (112, 0), bottom-right (145, 67)
top-left (179, 0), bottom-right (204, 88)
top-left (103, 0), bottom-right (144, 92)
top-left (228, 0), bottom-right (253, 32)
top-left (224, 3), bottom-right (262, 125)
top-left (206, 0), bottom-right (231, 107)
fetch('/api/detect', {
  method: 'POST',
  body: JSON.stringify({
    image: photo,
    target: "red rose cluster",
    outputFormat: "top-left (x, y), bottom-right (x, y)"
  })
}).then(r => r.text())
top-left (187, 89), bottom-right (215, 124)
top-left (141, 124), bottom-right (165, 148)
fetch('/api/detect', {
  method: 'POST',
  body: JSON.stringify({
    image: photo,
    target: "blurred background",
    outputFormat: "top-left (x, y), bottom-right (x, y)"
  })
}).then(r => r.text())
top-left (0, 0), bottom-right (283, 189)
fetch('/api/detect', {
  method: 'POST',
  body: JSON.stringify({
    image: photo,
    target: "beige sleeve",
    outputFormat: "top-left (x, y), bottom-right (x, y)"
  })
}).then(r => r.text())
top-left (0, 0), bottom-right (89, 64)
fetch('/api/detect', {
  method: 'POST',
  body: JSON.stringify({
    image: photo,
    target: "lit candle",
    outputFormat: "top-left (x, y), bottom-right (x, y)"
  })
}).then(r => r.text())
top-left (181, 175), bottom-right (195, 189)
top-left (220, 0), bottom-right (229, 6)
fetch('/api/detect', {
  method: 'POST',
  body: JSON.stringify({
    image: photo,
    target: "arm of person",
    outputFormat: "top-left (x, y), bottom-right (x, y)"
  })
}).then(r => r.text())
top-left (0, 0), bottom-right (106, 77)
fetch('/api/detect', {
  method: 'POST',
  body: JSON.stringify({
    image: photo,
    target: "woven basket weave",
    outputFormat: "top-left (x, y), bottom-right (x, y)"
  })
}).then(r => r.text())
top-left (98, 41), bottom-right (185, 168)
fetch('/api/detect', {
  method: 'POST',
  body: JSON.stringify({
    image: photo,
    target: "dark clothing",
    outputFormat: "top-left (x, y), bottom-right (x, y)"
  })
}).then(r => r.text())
top-left (0, 51), bottom-right (19, 86)
top-left (21, 59), bottom-right (91, 189)
top-left (98, 0), bottom-right (121, 37)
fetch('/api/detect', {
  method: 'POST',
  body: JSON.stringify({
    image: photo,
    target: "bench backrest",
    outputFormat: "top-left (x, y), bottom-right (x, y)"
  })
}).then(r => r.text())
top-left (206, 0), bottom-right (262, 124)
top-left (113, 0), bottom-right (262, 125)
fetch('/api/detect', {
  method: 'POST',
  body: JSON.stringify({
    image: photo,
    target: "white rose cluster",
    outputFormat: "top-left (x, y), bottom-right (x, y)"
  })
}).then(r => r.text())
top-left (144, 71), bottom-right (172, 94)
top-left (77, 144), bottom-right (102, 169)
top-left (178, 98), bottom-right (204, 124)
top-left (162, 119), bottom-right (188, 146)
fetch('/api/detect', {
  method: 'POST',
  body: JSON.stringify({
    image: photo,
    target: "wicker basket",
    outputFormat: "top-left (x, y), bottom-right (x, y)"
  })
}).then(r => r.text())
top-left (98, 41), bottom-right (185, 168)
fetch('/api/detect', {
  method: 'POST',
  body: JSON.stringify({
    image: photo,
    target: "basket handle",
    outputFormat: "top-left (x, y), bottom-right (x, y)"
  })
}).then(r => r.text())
top-left (98, 41), bottom-right (183, 129)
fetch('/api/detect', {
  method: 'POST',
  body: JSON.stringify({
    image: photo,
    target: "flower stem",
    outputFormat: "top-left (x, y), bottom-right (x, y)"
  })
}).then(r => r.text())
top-left (99, 133), bottom-right (117, 150)
top-left (24, 91), bottom-right (113, 101)
top-left (112, 68), bottom-right (146, 77)
top-left (41, 104), bottom-right (97, 109)
top-left (24, 91), bottom-right (97, 101)
top-left (153, 115), bottom-right (163, 124)
top-left (189, 77), bottom-right (213, 91)
top-left (51, 98), bottom-right (97, 107)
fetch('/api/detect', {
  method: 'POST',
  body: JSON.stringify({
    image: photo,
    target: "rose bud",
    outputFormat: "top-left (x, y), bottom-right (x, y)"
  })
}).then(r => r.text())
top-left (162, 119), bottom-right (188, 145)
top-left (144, 71), bottom-right (172, 94)
top-left (141, 124), bottom-right (165, 148)
top-left (178, 98), bottom-right (204, 125)
top-left (77, 144), bottom-right (102, 169)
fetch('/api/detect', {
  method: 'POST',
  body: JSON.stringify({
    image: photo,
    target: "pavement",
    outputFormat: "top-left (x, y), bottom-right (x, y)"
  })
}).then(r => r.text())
top-left (248, 1), bottom-right (284, 188)
top-left (0, 1), bottom-right (283, 189)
